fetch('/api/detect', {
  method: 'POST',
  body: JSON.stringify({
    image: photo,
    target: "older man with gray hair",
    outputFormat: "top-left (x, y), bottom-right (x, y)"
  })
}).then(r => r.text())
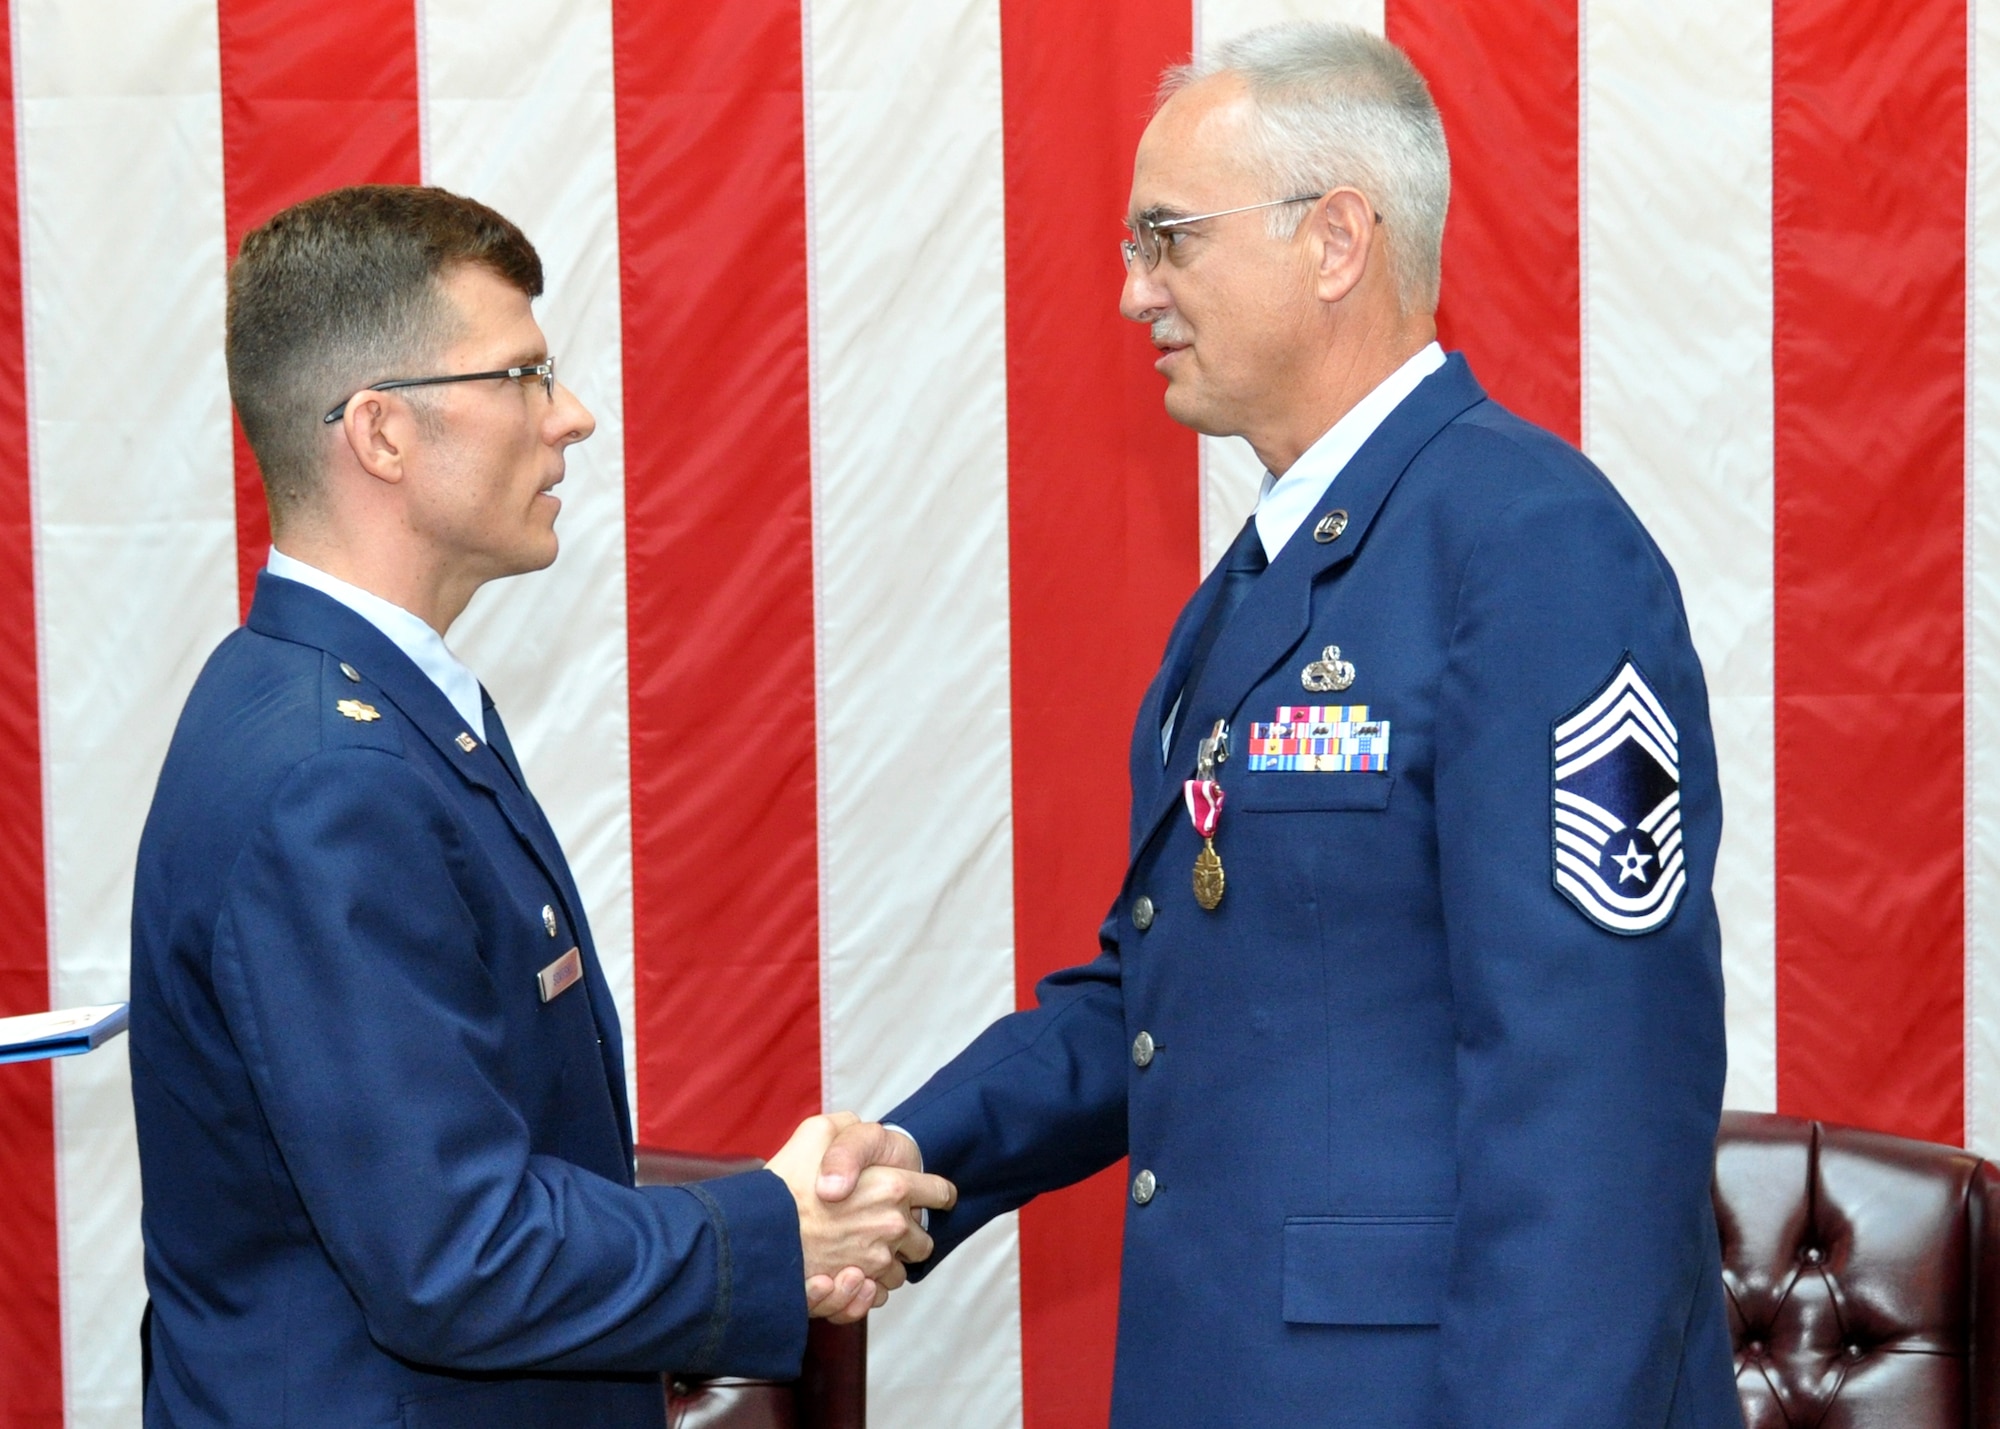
top-left (818, 22), bottom-right (1738, 1427)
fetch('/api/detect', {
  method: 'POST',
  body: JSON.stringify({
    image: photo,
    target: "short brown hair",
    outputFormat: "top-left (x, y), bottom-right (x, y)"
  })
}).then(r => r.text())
top-left (226, 185), bottom-right (544, 521)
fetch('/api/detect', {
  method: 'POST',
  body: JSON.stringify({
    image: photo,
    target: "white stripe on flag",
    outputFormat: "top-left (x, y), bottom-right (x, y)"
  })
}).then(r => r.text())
top-left (803, 0), bottom-right (1022, 1423)
top-left (1192, 0), bottom-right (1386, 573)
top-left (1581, 0), bottom-right (1777, 1111)
top-left (1968, 0), bottom-right (2000, 1154)
top-left (417, 0), bottom-right (638, 1117)
top-left (18, 0), bottom-right (234, 1419)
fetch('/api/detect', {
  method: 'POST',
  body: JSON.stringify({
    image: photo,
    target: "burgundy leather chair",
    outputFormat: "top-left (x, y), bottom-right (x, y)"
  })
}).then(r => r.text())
top-left (635, 1147), bottom-right (866, 1429)
top-left (1714, 1110), bottom-right (2000, 1426)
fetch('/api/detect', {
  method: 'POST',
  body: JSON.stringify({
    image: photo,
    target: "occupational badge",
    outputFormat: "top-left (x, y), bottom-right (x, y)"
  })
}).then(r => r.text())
top-left (1300, 645), bottom-right (1355, 693)
top-left (335, 699), bottom-right (381, 723)
top-left (1551, 656), bottom-right (1685, 936)
top-left (1247, 705), bottom-right (1390, 771)
top-left (1185, 719), bottom-right (1229, 910)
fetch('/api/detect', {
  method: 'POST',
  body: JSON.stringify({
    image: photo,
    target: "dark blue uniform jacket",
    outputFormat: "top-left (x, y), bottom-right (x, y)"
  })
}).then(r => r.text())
top-left (890, 356), bottom-right (1741, 1427)
top-left (130, 575), bottom-right (805, 1428)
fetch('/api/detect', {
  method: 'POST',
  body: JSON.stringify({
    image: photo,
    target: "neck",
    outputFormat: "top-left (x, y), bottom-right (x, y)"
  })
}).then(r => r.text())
top-left (272, 522), bottom-right (477, 635)
top-left (1250, 311), bottom-right (1436, 477)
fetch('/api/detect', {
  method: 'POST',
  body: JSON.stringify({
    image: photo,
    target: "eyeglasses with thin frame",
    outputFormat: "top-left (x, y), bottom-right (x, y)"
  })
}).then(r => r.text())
top-left (1121, 194), bottom-right (1324, 271)
top-left (322, 358), bottom-right (558, 425)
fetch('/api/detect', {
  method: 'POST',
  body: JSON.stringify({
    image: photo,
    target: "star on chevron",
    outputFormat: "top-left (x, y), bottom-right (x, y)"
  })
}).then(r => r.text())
top-left (1612, 839), bottom-right (1653, 885)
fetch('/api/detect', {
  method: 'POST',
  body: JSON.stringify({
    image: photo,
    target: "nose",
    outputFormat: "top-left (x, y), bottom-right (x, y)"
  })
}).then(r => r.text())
top-left (1120, 261), bottom-right (1169, 324)
top-left (549, 381), bottom-right (596, 447)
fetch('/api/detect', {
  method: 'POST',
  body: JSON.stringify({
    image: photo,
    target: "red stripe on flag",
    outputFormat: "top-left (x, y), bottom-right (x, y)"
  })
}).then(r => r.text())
top-left (217, 0), bottom-right (422, 616)
top-left (1771, 0), bottom-right (1966, 1143)
top-left (614, 4), bottom-right (820, 1156)
top-left (1001, 1), bottom-right (1196, 1420)
top-left (0, 0), bottom-right (58, 1418)
top-left (1386, 0), bottom-right (1581, 443)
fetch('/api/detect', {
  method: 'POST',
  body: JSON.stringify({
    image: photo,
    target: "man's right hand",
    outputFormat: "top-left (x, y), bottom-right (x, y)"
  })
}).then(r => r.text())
top-left (766, 1114), bottom-right (956, 1324)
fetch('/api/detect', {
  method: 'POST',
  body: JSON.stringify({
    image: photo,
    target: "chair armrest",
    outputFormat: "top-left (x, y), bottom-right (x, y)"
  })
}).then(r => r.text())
top-left (637, 1145), bottom-right (766, 1185)
top-left (636, 1145), bottom-right (867, 1429)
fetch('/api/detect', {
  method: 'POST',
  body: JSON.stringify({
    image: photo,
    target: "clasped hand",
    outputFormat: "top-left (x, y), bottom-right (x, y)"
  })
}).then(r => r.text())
top-left (766, 1112), bottom-right (955, 1324)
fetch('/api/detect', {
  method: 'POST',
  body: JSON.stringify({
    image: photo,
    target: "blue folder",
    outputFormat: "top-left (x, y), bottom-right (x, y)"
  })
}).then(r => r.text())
top-left (0, 1003), bottom-right (129, 1064)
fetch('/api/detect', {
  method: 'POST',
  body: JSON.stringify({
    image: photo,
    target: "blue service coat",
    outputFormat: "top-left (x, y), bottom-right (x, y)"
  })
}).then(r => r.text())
top-left (130, 574), bottom-right (806, 1429)
top-left (889, 356), bottom-right (1741, 1427)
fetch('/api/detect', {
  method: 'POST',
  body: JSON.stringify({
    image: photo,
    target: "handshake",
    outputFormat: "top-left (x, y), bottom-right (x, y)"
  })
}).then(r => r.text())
top-left (765, 1113), bottom-right (957, 1325)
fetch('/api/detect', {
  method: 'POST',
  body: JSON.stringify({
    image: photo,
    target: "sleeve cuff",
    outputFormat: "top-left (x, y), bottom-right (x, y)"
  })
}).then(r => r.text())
top-left (657, 1168), bottom-right (807, 1379)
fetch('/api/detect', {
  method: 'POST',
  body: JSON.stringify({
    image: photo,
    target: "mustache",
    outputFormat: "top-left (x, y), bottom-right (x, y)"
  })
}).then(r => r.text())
top-left (1150, 319), bottom-right (1191, 347)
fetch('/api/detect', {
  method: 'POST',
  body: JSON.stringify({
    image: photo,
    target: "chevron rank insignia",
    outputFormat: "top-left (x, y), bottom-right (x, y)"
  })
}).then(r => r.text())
top-left (335, 699), bottom-right (381, 723)
top-left (1550, 657), bottom-right (1685, 936)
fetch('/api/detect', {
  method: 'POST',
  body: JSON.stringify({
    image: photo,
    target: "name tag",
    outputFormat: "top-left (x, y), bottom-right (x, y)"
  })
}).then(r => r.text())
top-left (537, 947), bottom-right (583, 1003)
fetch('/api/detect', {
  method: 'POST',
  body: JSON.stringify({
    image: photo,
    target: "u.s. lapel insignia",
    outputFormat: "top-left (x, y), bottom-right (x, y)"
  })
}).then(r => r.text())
top-left (1300, 645), bottom-right (1355, 693)
top-left (335, 699), bottom-right (381, 722)
top-left (1551, 656), bottom-right (1686, 936)
top-left (1312, 509), bottom-right (1349, 544)
top-left (455, 732), bottom-right (478, 752)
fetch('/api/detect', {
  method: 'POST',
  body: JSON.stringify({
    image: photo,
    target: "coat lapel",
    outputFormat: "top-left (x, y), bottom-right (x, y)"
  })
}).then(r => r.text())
top-left (1128, 577), bottom-right (1224, 824)
top-left (1132, 355), bottom-right (1488, 853)
top-left (247, 574), bottom-right (633, 1142)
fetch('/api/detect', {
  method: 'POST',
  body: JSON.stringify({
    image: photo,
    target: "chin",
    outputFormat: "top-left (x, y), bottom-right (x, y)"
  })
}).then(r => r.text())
top-left (1162, 385), bottom-right (1231, 438)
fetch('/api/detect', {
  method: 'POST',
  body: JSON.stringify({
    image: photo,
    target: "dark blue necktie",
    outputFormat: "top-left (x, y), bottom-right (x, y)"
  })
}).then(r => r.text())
top-left (1165, 515), bottom-right (1268, 758)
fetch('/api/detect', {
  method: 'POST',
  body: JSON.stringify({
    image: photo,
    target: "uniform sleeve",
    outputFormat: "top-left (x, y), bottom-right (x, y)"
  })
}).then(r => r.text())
top-left (210, 747), bottom-right (807, 1377)
top-left (884, 911), bottom-right (1131, 1272)
top-left (1432, 471), bottom-right (1728, 1424)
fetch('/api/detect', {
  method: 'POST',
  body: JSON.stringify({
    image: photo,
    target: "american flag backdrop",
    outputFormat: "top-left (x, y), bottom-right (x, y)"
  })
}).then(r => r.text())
top-left (0, 0), bottom-right (1987, 1423)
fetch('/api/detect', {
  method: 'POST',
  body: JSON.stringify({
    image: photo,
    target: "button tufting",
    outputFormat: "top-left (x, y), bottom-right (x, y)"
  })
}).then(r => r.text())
top-left (1747, 1340), bottom-right (1765, 1357)
top-left (1804, 1246), bottom-right (1824, 1263)
top-left (1846, 1343), bottom-right (1863, 1360)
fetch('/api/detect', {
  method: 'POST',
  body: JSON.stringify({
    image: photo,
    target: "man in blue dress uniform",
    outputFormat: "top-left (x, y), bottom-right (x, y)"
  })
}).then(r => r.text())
top-left (817, 23), bottom-right (1740, 1427)
top-left (129, 186), bottom-right (950, 1428)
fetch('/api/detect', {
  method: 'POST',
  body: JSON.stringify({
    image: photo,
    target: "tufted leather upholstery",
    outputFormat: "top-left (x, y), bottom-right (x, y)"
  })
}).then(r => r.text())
top-left (636, 1147), bottom-right (866, 1429)
top-left (1714, 1110), bottom-right (2000, 1427)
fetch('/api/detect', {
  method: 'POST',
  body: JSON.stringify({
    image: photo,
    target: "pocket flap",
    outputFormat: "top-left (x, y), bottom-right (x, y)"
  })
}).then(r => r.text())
top-left (1234, 773), bottom-right (1394, 813)
top-left (1282, 1215), bottom-right (1453, 1326)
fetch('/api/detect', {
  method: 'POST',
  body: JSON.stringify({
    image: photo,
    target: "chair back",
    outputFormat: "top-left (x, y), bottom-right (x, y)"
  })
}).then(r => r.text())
top-left (1715, 1110), bottom-right (2000, 1427)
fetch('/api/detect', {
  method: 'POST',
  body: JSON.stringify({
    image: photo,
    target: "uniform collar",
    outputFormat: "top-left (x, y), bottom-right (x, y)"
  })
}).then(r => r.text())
top-left (265, 547), bottom-right (487, 741)
top-left (1134, 352), bottom-right (1487, 848)
top-left (1251, 341), bottom-right (1445, 563)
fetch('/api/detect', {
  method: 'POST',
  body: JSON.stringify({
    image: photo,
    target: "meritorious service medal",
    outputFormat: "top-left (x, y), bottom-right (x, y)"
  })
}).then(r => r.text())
top-left (1185, 719), bottom-right (1229, 911)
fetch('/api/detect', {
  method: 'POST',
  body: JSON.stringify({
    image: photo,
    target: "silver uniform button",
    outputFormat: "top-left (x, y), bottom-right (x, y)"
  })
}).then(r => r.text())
top-left (542, 905), bottom-right (558, 937)
top-left (1132, 895), bottom-right (1155, 931)
top-left (338, 662), bottom-right (361, 683)
top-left (1131, 1169), bottom-right (1156, 1205)
top-left (1132, 1031), bottom-right (1155, 1067)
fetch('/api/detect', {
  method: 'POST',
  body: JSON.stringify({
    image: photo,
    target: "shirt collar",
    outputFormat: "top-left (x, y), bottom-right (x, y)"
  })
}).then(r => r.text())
top-left (264, 548), bottom-right (488, 741)
top-left (1251, 341), bottom-right (1446, 562)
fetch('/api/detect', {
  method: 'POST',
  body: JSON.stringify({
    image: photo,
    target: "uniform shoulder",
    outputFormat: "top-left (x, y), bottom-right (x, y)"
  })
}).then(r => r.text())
top-left (161, 627), bottom-right (409, 800)
top-left (1412, 399), bottom-right (1667, 559)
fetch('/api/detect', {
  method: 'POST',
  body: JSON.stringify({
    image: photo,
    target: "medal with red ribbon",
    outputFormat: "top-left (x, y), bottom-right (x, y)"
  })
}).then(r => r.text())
top-left (1186, 719), bottom-right (1229, 911)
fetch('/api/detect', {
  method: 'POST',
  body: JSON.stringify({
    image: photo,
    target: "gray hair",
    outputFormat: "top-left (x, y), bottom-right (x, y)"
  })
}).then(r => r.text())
top-left (1163, 23), bottom-right (1449, 313)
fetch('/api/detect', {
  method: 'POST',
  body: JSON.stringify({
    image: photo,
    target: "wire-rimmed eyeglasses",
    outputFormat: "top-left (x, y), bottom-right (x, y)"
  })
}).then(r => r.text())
top-left (322, 358), bottom-right (557, 425)
top-left (1120, 194), bottom-right (1324, 271)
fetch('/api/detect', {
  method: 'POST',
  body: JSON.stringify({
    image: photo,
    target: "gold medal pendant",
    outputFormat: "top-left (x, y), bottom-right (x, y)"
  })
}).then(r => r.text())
top-left (1193, 837), bottom-right (1225, 910)
top-left (1186, 720), bottom-right (1231, 912)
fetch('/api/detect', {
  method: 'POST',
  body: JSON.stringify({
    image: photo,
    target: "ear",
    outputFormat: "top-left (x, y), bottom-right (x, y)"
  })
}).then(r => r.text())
top-left (1306, 187), bottom-right (1380, 306)
top-left (340, 393), bottom-right (410, 486)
